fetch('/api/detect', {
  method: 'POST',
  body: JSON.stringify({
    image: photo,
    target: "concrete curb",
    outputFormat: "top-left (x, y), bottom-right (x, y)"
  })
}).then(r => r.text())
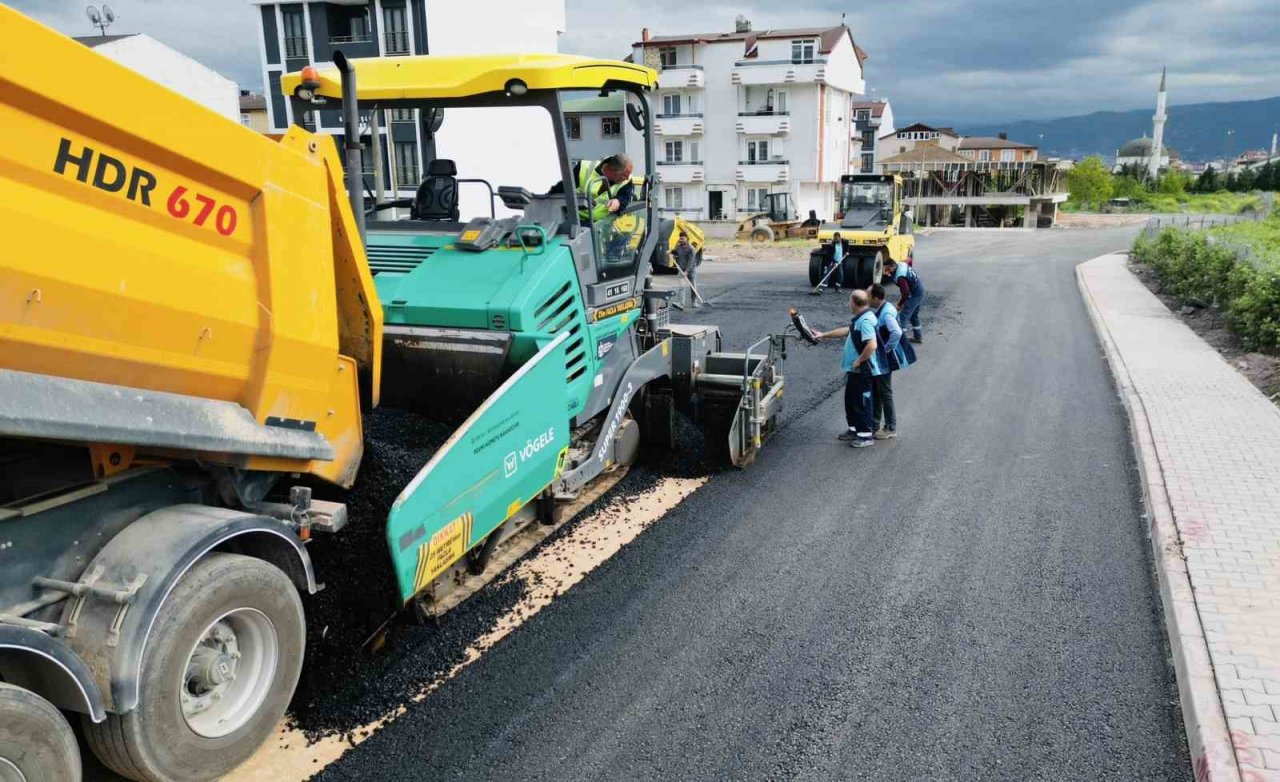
top-left (1076, 253), bottom-right (1241, 782)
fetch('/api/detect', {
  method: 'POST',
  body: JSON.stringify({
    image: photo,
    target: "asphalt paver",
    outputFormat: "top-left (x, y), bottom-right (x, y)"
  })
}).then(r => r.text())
top-left (313, 228), bottom-right (1191, 781)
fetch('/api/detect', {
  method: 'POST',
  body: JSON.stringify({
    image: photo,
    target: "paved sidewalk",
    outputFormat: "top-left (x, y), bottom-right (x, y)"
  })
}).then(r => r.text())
top-left (1079, 253), bottom-right (1280, 782)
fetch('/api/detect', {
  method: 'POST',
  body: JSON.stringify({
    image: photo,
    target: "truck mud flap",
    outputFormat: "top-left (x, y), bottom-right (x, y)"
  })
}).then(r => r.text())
top-left (384, 332), bottom-right (572, 603)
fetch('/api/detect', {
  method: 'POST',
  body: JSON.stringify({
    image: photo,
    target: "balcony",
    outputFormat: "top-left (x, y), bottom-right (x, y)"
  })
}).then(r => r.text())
top-left (732, 58), bottom-right (828, 86)
top-left (656, 160), bottom-right (704, 183)
top-left (736, 111), bottom-right (791, 135)
top-left (384, 30), bottom-right (410, 56)
top-left (653, 113), bottom-right (704, 136)
top-left (736, 160), bottom-right (789, 183)
top-left (657, 64), bottom-right (705, 90)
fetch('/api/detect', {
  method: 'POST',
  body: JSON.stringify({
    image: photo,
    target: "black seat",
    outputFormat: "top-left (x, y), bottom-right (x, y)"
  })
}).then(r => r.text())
top-left (413, 159), bottom-right (459, 221)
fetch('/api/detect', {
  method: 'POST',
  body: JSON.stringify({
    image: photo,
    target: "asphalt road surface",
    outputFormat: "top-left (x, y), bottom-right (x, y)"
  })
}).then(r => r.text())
top-left (307, 227), bottom-right (1189, 781)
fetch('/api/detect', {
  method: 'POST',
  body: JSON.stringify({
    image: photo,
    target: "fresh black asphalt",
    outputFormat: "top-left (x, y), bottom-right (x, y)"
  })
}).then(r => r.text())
top-left (314, 228), bottom-right (1191, 781)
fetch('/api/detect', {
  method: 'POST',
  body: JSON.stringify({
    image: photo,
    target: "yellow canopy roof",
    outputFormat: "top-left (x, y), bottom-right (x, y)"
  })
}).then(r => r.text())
top-left (281, 54), bottom-right (657, 101)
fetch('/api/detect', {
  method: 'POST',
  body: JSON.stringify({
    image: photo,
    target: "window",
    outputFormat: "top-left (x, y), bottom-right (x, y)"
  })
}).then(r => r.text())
top-left (861, 153), bottom-right (875, 173)
top-left (662, 94), bottom-right (681, 116)
top-left (240, 113), bottom-right (251, 126)
top-left (862, 131), bottom-right (875, 147)
top-left (746, 187), bottom-right (769, 211)
top-left (1001, 148), bottom-right (1016, 162)
top-left (394, 141), bottom-right (419, 187)
top-left (665, 140), bottom-right (684, 163)
top-left (664, 186), bottom-right (684, 209)
top-left (659, 46), bottom-right (677, 68)
top-left (282, 7), bottom-right (308, 58)
top-left (567, 116), bottom-right (581, 139)
top-left (684, 94), bottom-right (699, 114)
top-left (790, 39), bottom-right (815, 64)
top-left (389, 107), bottom-right (415, 123)
top-left (601, 116), bottom-right (621, 138)
top-left (328, 5), bottom-right (372, 43)
top-left (772, 90), bottom-right (787, 114)
top-left (383, 5), bottom-right (409, 55)
top-left (857, 109), bottom-right (870, 121)
top-left (746, 140), bottom-right (769, 163)
top-left (978, 149), bottom-right (991, 162)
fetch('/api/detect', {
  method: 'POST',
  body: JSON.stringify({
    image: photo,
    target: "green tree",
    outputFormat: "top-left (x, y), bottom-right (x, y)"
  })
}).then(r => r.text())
top-left (1113, 174), bottom-right (1148, 199)
top-left (1067, 156), bottom-right (1114, 210)
top-left (1225, 172), bottom-right (1240, 192)
top-left (1256, 162), bottom-right (1274, 191)
top-left (1236, 168), bottom-right (1257, 192)
top-left (1195, 165), bottom-right (1219, 193)
top-left (1158, 169), bottom-right (1190, 195)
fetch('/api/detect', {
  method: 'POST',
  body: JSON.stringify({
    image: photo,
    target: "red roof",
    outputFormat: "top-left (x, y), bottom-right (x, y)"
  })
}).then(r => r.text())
top-left (637, 25), bottom-right (865, 62)
top-left (851, 100), bottom-right (887, 118)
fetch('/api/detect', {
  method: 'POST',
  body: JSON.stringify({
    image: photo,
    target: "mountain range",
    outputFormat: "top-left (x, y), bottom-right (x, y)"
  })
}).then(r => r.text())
top-left (954, 96), bottom-right (1280, 163)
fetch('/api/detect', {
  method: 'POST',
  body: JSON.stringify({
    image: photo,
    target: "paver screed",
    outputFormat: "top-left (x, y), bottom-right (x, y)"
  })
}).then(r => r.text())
top-left (1079, 253), bottom-right (1280, 782)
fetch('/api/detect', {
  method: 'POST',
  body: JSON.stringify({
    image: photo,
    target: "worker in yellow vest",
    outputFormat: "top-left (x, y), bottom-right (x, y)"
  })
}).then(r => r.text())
top-left (571, 155), bottom-right (635, 222)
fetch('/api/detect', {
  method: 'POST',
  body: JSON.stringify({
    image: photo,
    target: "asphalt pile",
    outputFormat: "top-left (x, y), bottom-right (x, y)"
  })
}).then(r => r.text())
top-left (286, 403), bottom-right (727, 740)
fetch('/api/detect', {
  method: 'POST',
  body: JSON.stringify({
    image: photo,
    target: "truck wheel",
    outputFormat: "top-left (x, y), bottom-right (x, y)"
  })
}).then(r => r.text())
top-left (870, 250), bottom-right (886, 287)
top-left (808, 249), bottom-right (825, 287)
top-left (750, 225), bottom-right (774, 243)
top-left (83, 553), bottom-right (304, 782)
top-left (841, 253), bottom-right (860, 288)
top-left (0, 683), bottom-right (82, 782)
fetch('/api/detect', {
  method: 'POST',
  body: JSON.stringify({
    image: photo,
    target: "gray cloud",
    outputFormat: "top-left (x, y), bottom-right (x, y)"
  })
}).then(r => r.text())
top-left (560, 0), bottom-right (1280, 124)
top-left (8, 0), bottom-right (1277, 124)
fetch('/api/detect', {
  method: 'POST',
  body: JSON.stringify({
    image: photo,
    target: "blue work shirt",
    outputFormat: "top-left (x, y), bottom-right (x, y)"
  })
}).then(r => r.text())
top-left (832, 242), bottom-right (844, 264)
top-left (842, 310), bottom-right (885, 375)
top-left (875, 301), bottom-right (915, 371)
top-left (890, 263), bottom-right (925, 299)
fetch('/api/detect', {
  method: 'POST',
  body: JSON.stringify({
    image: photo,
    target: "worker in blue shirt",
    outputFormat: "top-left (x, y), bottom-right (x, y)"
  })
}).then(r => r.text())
top-left (823, 233), bottom-right (844, 290)
top-left (868, 284), bottom-right (917, 439)
top-left (814, 289), bottom-right (883, 448)
top-left (883, 257), bottom-right (925, 344)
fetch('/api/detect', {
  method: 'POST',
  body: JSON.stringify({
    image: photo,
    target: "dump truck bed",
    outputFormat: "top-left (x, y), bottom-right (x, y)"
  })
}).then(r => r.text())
top-left (0, 6), bottom-right (381, 485)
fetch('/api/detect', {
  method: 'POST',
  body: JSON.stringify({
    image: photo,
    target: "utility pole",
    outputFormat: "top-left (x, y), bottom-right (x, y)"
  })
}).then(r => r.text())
top-left (371, 110), bottom-right (385, 208)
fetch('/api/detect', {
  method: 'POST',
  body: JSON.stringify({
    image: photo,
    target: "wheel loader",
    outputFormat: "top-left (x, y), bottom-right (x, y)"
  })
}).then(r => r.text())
top-left (808, 174), bottom-right (916, 289)
top-left (0, 7), bottom-right (785, 781)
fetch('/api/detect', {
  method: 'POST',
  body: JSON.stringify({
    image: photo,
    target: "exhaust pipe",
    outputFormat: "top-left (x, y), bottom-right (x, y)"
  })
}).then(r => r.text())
top-left (333, 50), bottom-right (366, 241)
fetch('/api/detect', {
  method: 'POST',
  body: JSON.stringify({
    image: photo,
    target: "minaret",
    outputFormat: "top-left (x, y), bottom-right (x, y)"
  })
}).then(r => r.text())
top-left (1148, 67), bottom-right (1167, 180)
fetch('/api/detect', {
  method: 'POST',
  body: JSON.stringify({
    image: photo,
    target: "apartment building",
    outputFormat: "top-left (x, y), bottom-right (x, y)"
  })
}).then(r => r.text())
top-left (75, 33), bottom-right (239, 121)
top-left (251, 0), bottom-right (564, 206)
top-left (958, 134), bottom-right (1039, 163)
top-left (564, 94), bottom-right (626, 162)
top-left (850, 98), bottom-right (894, 174)
top-left (629, 19), bottom-right (865, 221)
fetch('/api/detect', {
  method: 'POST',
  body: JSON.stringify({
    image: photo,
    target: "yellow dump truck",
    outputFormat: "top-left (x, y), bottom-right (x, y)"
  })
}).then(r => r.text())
top-left (0, 8), bottom-right (380, 780)
top-left (1, 8), bottom-right (789, 780)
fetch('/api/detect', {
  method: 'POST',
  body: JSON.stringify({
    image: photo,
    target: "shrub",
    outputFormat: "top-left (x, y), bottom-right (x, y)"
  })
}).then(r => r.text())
top-left (1132, 221), bottom-right (1280, 354)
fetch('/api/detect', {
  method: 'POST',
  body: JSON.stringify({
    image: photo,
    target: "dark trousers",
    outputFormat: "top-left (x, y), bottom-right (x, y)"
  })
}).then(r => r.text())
top-left (898, 292), bottom-right (924, 339)
top-left (825, 257), bottom-right (844, 288)
top-left (873, 372), bottom-right (895, 431)
top-left (844, 371), bottom-right (874, 437)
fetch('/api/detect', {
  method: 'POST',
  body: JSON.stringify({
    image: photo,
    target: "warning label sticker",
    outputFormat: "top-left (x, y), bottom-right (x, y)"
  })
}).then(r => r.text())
top-left (413, 512), bottom-right (473, 592)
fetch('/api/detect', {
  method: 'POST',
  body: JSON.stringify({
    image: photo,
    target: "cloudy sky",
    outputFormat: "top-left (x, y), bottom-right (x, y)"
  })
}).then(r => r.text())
top-left (12, 0), bottom-right (1279, 124)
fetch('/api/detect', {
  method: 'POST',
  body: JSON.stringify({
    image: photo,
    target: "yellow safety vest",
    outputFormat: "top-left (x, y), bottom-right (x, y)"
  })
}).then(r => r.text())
top-left (577, 160), bottom-right (628, 222)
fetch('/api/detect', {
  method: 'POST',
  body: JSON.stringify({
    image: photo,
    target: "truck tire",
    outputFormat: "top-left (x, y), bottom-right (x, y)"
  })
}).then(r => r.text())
top-left (83, 553), bottom-right (304, 782)
top-left (873, 250), bottom-right (886, 284)
top-left (841, 252), bottom-right (860, 288)
top-left (0, 683), bottom-right (82, 782)
top-left (808, 249), bottom-right (825, 287)
top-left (749, 225), bottom-right (774, 243)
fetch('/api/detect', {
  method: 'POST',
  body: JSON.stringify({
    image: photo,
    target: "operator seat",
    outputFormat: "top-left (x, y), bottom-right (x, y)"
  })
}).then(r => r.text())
top-left (412, 158), bottom-right (459, 221)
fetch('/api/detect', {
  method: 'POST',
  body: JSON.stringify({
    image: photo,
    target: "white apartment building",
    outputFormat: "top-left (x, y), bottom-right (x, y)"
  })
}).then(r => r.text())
top-left (629, 21), bottom-right (865, 222)
top-left (850, 98), bottom-right (894, 174)
top-left (74, 34), bottom-right (239, 121)
top-left (250, 0), bottom-right (565, 212)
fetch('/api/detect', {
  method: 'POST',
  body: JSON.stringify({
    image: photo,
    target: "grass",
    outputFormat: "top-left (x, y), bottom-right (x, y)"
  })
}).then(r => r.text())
top-left (1066, 190), bottom-right (1269, 215)
top-left (1210, 215), bottom-right (1280, 268)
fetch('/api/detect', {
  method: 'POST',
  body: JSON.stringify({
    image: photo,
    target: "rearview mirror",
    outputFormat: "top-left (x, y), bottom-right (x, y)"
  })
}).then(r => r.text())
top-left (626, 103), bottom-right (646, 132)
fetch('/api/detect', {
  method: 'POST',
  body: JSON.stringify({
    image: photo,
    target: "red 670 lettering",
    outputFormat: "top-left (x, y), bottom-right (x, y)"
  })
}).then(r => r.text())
top-left (166, 186), bottom-right (238, 236)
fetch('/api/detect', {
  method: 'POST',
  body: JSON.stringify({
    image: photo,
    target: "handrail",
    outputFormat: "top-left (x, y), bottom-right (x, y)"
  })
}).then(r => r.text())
top-left (738, 111), bottom-right (790, 117)
top-left (656, 113), bottom-right (704, 119)
top-left (739, 159), bottom-right (789, 165)
top-left (657, 160), bottom-right (703, 166)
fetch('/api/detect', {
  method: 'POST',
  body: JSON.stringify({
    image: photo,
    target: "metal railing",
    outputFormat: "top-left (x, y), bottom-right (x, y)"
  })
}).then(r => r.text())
top-left (384, 30), bottom-right (410, 54)
top-left (739, 159), bottom-right (789, 165)
top-left (738, 110), bottom-right (790, 116)
top-left (284, 36), bottom-right (308, 59)
top-left (659, 63), bottom-right (703, 71)
top-left (658, 160), bottom-right (703, 166)
top-left (329, 34), bottom-right (372, 44)
top-left (656, 113), bottom-right (704, 119)
top-left (1140, 212), bottom-right (1272, 271)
